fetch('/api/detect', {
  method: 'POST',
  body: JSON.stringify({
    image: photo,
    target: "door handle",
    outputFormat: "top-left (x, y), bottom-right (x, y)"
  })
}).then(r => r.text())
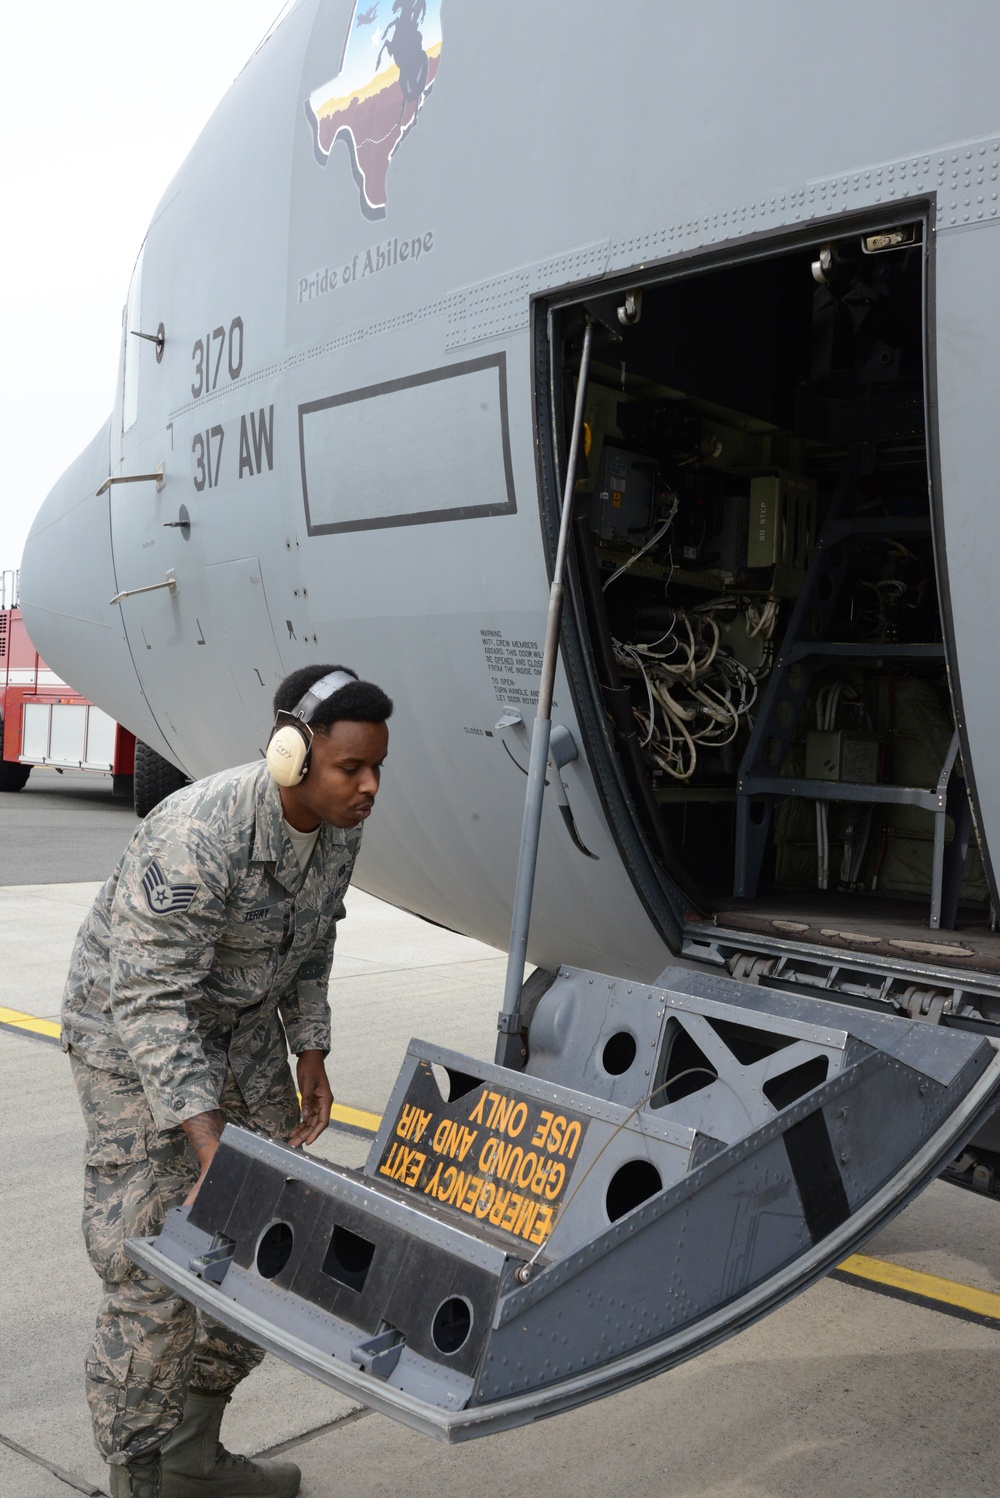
top-left (97, 464), bottom-right (165, 496)
top-left (110, 570), bottom-right (177, 605)
top-left (546, 725), bottom-right (599, 860)
top-left (495, 715), bottom-right (598, 860)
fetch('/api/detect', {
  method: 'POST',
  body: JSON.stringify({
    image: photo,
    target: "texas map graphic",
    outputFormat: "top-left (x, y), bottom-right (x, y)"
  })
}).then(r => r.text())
top-left (306, 0), bottom-right (442, 219)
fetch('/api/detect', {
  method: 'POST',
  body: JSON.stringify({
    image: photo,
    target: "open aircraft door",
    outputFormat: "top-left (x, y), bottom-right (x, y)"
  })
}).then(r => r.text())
top-left (931, 225), bottom-right (1000, 904)
top-left (130, 960), bottom-right (1000, 1439)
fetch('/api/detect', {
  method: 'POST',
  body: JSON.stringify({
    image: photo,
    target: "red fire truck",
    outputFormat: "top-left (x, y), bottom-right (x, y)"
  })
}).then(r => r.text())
top-left (0, 592), bottom-right (136, 795)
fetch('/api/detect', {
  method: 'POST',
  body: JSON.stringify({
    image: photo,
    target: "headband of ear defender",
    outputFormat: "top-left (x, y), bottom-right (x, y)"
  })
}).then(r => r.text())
top-left (265, 670), bottom-right (356, 787)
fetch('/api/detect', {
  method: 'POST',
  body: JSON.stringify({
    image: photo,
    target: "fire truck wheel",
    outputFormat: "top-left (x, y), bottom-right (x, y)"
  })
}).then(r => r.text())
top-left (133, 739), bottom-right (189, 817)
top-left (0, 717), bottom-right (31, 791)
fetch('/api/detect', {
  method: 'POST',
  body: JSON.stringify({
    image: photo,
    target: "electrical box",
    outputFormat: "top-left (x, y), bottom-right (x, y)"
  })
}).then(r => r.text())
top-left (748, 470), bottom-right (817, 596)
top-left (591, 446), bottom-right (656, 542)
top-left (695, 494), bottom-right (746, 576)
top-left (805, 729), bottom-right (880, 784)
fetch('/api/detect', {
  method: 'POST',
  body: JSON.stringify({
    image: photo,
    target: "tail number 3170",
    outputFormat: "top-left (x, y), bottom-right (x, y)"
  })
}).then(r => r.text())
top-left (191, 317), bottom-right (244, 399)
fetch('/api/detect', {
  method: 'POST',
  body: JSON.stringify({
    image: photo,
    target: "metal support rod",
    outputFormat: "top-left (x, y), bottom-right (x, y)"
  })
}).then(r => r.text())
top-left (498, 319), bottom-right (594, 1053)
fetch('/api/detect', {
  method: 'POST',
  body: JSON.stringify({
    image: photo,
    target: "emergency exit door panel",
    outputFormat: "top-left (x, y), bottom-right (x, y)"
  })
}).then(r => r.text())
top-left (128, 965), bottom-right (1000, 1440)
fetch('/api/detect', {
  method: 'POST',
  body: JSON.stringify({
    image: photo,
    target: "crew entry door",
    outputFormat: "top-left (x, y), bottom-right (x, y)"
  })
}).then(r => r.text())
top-left (109, 238), bottom-right (288, 776)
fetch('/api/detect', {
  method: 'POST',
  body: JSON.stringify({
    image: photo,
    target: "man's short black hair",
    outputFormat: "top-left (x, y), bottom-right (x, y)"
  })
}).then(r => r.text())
top-left (273, 665), bottom-right (393, 732)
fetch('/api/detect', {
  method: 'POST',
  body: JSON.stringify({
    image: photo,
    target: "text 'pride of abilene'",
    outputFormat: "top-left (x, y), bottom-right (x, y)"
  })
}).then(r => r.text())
top-left (377, 1072), bottom-right (589, 1249)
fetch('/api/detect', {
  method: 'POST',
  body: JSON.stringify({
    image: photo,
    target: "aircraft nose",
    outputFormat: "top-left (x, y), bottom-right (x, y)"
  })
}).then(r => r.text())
top-left (19, 416), bottom-right (174, 757)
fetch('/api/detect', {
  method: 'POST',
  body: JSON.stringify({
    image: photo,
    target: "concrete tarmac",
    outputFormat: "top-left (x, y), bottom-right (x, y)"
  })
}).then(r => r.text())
top-left (3, 775), bottom-right (1000, 1496)
top-left (0, 768), bottom-right (137, 885)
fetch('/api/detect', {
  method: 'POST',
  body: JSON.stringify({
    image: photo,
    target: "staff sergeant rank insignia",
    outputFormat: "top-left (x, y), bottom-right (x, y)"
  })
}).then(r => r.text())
top-left (141, 859), bottom-right (199, 914)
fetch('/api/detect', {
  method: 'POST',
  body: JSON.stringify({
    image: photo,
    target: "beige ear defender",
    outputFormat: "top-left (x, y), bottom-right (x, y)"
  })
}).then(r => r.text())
top-left (265, 670), bottom-right (356, 787)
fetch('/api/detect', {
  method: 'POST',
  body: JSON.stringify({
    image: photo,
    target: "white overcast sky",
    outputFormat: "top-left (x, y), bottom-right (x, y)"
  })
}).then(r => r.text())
top-left (0, 1), bottom-right (289, 582)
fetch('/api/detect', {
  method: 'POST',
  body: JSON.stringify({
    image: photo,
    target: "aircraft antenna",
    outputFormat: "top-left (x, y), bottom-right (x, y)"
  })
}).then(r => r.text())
top-left (497, 317), bottom-right (595, 1066)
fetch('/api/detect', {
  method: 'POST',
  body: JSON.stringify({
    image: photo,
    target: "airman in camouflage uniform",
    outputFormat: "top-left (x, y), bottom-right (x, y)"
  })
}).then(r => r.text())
top-left (63, 666), bottom-right (392, 1498)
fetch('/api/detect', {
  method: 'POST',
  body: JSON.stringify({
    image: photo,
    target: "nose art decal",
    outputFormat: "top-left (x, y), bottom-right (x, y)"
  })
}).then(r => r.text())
top-left (305, 0), bottom-right (442, 220)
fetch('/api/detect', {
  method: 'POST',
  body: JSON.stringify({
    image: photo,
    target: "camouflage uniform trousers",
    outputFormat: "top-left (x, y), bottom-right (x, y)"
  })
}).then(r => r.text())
top-left (70, 1050), bottom-right (299, 1466)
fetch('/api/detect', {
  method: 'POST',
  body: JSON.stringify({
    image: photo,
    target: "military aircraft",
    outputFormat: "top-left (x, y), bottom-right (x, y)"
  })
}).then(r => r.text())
top-left (20, 0), bottom-right (1000, 1440)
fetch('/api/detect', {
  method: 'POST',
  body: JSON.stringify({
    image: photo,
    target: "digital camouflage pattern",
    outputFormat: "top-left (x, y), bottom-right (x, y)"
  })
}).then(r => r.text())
top-left (63, 760), bottom-right (359, 1462)
top-left (73, 1054), bottom-right (299, 1463)
top-left (64, 758), bottom-right (362, 1462)
top-left (62, 760), bottom-right (361, 1131)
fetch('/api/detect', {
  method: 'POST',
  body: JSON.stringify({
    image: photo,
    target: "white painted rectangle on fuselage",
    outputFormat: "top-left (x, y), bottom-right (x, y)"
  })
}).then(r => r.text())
top-left (299, 354), bottom-right (515, 536)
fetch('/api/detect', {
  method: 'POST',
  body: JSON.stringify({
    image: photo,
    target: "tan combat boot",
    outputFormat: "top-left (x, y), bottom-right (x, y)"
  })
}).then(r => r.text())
top-left (108, 1453), bottom-right (161, 1497)
top-left (160, 1390), bottom-right (300, 1497)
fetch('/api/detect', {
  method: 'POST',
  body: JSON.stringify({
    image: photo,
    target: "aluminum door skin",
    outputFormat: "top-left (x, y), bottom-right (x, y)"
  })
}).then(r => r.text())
top-left (110, 201), bottom-right (289, 772)
top-left (107, 450), bottom-right (290, 774)
top-left (109, 359), bottom-right (288, 776)
top-left (110, 220), bottom-right (194, 766)
top-left (18, 420), bottom-right (178, 764)
top-left (932, 223), bottom-right (1000, 906)
top-left (109, 551), bottom-right (288, 774)
top-left (127, 964), bottom-right (1000, 1440)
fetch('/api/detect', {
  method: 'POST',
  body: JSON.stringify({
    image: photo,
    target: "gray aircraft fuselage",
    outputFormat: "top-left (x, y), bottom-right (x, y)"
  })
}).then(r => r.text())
top-left (20, 0), bottom-right (1000, 989)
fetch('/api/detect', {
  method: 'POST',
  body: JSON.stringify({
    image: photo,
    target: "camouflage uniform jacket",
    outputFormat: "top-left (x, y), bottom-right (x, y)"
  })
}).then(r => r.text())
top-left (62, 760), bottom-right (362, 1132)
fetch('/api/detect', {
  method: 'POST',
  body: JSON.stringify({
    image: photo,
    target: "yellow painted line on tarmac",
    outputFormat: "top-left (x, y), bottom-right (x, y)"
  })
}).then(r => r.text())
top-left (834, 1252), bottom-right (1000, 1326)
top-left (329, 1101), bottom-right (381, 1134)
top-left (2, 1000), bottom-right (384, 1135)
top-left (0, 1004), bottom-right (61, 1042)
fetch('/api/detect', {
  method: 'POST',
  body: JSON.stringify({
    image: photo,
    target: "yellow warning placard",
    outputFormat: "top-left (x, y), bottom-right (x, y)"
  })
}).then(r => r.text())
top-left (376, 1061), bottom-right (589, 1249)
